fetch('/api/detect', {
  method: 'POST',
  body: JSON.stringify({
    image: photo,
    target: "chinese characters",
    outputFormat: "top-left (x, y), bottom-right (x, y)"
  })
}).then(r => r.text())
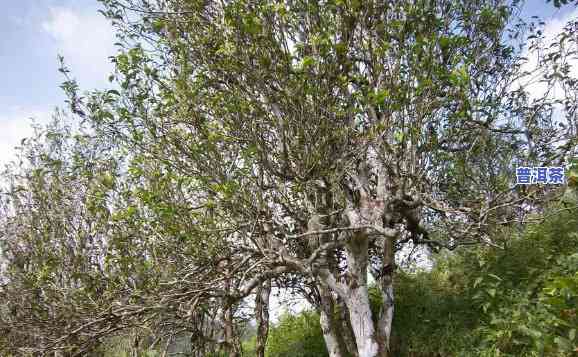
top-left (516, 166), bottom-right (565, 185)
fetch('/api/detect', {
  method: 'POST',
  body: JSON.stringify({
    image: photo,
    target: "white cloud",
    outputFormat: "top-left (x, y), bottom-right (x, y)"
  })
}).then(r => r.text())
top-left (0, 107), bottom-right (52, 171)
top-left (1, 6), bottom-right (116, 175)
top-left (41, 6), bottom-right (117, 89)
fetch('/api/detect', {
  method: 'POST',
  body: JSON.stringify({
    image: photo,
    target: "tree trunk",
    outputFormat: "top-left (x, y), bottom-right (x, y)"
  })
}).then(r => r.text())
top-left (223, 303), bottom-right (241, 357)
top-left (345, 285), bottom-right (379, 357)
top-left (343, 235), bottom-right (379, 357)
top-left (131, 332), bottom-right (140, 357)
top-left (255, 280), bottom-right (271, 357)
top-left (320, 309), bottom-right (343, 357)
top-left (336, 297), bottom-right (359, 357)
top-left (318, 286), bottom-right (349, 357)
top-left (377, 236), bottom-right (395, 356)
top-left (317, 201), bottom-right (393, 357)
top-left (377, 277), bottom-right (394, 357)
top-left (223, 262), bottom-right (241, 357)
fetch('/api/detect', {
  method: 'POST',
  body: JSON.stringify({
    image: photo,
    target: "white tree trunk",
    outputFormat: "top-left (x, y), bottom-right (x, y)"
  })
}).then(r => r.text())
top-left (343, 233), bottom-right (380, 357)
top-left (316, 200), bottom-right (394, 357)
top-left (320, 309), bottom-right (343, 357)
top-left (345, 286), bottom-right (379, 357)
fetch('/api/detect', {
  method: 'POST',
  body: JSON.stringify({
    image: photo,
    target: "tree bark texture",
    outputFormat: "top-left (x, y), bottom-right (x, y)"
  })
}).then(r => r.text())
top-left (255, 280), bottom-right (271, 357)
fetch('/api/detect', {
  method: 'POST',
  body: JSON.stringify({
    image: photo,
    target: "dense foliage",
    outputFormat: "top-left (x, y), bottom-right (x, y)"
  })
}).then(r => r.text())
top-left (265, 311), bottom-right (329, 357)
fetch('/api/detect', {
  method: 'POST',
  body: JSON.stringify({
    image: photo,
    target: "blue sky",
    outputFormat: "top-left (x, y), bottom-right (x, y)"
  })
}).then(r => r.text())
top-left (1, 1), bottom-right (115, 106)
top-left (0, 0), bottom-right (116, 168)
top-left (0, 0), bottom-right (576, 168)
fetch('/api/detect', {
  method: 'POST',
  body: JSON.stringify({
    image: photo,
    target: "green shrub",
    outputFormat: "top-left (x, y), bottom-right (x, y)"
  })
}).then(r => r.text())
top-left (265, 310), bottom-right (328, 357)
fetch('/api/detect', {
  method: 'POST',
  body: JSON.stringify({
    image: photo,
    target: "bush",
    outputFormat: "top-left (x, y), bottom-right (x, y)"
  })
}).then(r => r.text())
top-left (265, 310), bottom-right (328, 357)
top-left (462, 199), bottom-right (578, 356)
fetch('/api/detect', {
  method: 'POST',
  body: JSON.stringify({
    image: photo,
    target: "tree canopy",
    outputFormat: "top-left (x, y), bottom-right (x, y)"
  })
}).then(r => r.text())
top-left (1, 0), bottom-right (577, 356)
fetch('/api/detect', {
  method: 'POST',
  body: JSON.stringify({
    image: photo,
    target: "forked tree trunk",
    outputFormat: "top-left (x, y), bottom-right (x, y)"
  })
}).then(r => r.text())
top-left (315, 197), bottom-right (396, 356)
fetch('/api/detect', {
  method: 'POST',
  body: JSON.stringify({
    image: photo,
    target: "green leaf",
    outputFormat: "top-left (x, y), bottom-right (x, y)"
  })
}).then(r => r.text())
top-left (152, 19), bottom-right (165, 33)
top-left (554, 336), bottom-right (573, 350)
top-left (474, 277), bottom-right (484, 288)
top-left (301, 56), bottom-right (315, 69)
top-left (374, 89), bottom-right (389, 104)
top-left (488, 273), bottom-right (502, 281)
top-left (439, 36), bottom-right (451, 50)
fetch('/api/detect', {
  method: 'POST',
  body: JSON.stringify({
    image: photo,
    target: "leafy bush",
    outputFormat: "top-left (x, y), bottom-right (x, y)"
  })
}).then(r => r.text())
top-left (463, 199), bottom-right (578, 356)
top-left (390, 264), bottom-right (479, 356)
top-left (265, 310), bottom-right (328, 357)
